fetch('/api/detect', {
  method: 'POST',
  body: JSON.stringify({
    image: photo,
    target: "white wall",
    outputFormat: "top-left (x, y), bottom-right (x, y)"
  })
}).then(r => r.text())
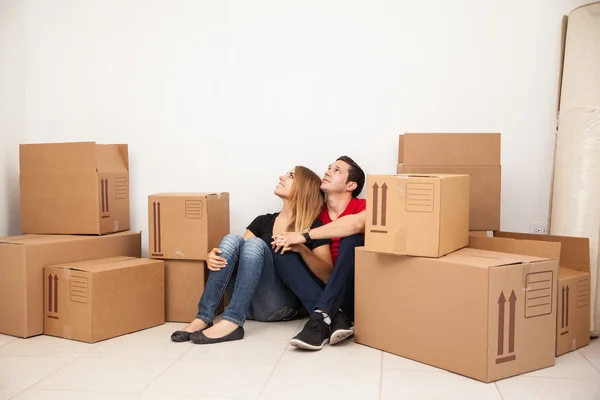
top-left (1, 0), bottom-right (593, 252)
top-left (0, 1), bottom-right (24, 236)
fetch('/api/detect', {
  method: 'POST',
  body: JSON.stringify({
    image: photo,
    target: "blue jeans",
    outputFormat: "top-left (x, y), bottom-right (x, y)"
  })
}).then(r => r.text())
top-left (273, 234), bottom-right (364, 321)
top-left (196, 234), bottom-right (300, 326)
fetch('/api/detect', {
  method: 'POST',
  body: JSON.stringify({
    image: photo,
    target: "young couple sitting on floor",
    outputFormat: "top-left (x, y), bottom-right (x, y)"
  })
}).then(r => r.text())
top-left (170, 156), bottom-right (366, 351)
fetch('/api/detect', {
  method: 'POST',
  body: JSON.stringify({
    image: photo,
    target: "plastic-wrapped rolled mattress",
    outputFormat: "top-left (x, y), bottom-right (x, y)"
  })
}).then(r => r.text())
top-left (550, 2), bottom-right (600, 335)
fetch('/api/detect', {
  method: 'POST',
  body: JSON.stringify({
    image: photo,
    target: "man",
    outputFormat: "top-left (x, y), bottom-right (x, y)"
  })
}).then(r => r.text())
top-left (272, 156), bottom-right (366, 350)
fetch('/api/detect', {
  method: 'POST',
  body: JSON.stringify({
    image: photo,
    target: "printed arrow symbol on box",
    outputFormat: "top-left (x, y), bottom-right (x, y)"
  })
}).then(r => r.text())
top-left (508, 290), bottom-right (516, 353)
top-left (372, 183), bottom-right (379, 226)
top-left (497, 291), bottom-right (505, 356)
top-left (48, 274), bottom-right (53, 312)
top-left (381, 183), bottom-right (388, 226)
top-left (561, 286), bottom-right (565, 328)
top-left (157, 202), bottom-right (162, 253)
top-left (53, 275), bottom-right (59, 313)
top-left (566, 285), bottom-right (569, 327)
top-left (153, 202), bottom-right (157, 252)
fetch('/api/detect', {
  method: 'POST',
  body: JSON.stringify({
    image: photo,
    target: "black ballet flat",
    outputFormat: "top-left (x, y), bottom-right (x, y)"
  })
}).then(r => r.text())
top-left (190, 326), bottom-right (245, 345)
top-left (170, 321), bottom-right (213, 342)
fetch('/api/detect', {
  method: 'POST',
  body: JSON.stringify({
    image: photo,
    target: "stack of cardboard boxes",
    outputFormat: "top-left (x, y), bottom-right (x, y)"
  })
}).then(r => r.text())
top-left (0, 142), bottom-right (161, 343)
top-left (355, 133), bottom-right (591, 383)
top-left (148, 193), bottom-right (230, 322)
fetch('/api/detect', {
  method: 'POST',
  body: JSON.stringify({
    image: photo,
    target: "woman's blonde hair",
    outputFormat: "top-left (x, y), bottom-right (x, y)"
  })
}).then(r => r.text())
top-left (287, 166), bottom-right (325, 232)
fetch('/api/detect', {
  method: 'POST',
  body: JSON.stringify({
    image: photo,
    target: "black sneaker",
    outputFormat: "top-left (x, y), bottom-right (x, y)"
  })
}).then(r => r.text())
top-left (329, 311), bottom-right (354, 345)
top-left (290, 312), bottom-right (331, 351)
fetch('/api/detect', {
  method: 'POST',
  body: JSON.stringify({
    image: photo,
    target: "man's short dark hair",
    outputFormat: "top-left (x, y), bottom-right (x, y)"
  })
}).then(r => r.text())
top-left (337, 156), bottom-right (365, 198)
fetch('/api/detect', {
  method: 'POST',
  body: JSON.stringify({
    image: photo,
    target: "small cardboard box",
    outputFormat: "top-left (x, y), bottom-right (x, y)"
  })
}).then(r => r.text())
top-left (0, 231), bottom-right (141, 338)
top-left (355, 235), bottom-right (560, 383)
top-left (165, 260), bottom-right (224, 322)
top-left (44, 257), bottom-right (165, 343)
top-left (365, 174), bottom-right (469, 257)
top-left (20, 142), bottom-right (130, 235)
top-left (398, 133), bottom-right (501, 231)
top-left (148, 193), bottom-right (230, 260)
top-left (492, 231), bottom-right (591, 355)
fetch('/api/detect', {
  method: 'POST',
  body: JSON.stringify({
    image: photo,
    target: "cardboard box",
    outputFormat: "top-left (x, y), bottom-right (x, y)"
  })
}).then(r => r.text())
top-left (0, 231), bottom-right (141, 338)
top-left (44, 257), bottom-right (164, 343)
top-left (493, 231), bottom-right (591, 355)
top-left (148, 193), bottom-right (230, 260)
top-left (165, 260), bottom-right (225, 322)
top-left (20, 142), bottom-right (130, 235)
top-left (355, 235), bottom-right (560, 383)
top-left (398, 133), bottom-right (501, 231)
top-left (365, 174), bottom-right (469, 257)
top-left (469, 231), bottom-right (491, 237)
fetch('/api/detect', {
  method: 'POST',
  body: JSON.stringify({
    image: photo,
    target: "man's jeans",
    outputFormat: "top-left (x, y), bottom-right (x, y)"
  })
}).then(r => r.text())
top-left (273, 234), bottom-right (364, 320)
top-left (196, 234), bottom-right (300, 326)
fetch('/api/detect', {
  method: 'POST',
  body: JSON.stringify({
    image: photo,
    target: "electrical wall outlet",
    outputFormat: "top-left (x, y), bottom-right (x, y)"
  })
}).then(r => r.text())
top-left (529, 223), bottom-right (549, 234)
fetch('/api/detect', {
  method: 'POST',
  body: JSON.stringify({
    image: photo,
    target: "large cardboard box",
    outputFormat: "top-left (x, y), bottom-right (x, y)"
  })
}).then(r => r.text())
top-left (355, 235), bottom-right (560, 383)
top-left (0, 232), bottom-right (141, 338)
top-left (20, 142), bottom-right (130, 235)
top-left (398, 133), bottom-right (501, 231)
top-left (365, 174), bottom-right (469, 257)
top-left (493, 231), bottom-right (591, 355)
top-left (44, 257), bottom-right (164, 343)
top-left (148, 193), bottom-right (230, 260)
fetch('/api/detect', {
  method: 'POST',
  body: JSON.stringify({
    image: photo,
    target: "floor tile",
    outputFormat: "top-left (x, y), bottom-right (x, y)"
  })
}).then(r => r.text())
top-left (12, 390), bottom-right (137, 400)
top-left (143, 361), bottom-right (273, 399)
top-left (496, 376), bottom-right (600, 400)
top-left (381, 370), bottom-right (501, 400)
top-left (0, 356), bottom-right (73, 390)
top-left (238, 319), bottom-right (305, 340)
top-left (579, 337), bottom-right (600, 354)
top-left (0, 336), bottom-right (95, 358)
top-left (32, 358), bottom-right (171, 393)
top-left (0, 335), bottom-right (17, 348)
top-left (0, 389), bottom-right (22, 400)
top-left (278, 341), bottom-right (381, 369)
top-left (140, 394), bottom-right (246, 400)
top-left (260, 365), bottom-right (380, 400)
top-left (524, 351), bottom-right (600, 380)
top-left (382, 352), bottom-right (444, 372)
top-left (581, 351), bottom-right (600, 372)
top-left (180, 338), bottom-right (287, 366)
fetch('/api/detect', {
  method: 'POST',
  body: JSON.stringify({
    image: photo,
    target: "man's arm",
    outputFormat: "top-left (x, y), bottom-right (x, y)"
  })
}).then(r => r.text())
top-left (272, 211), bottom-right (365, 249)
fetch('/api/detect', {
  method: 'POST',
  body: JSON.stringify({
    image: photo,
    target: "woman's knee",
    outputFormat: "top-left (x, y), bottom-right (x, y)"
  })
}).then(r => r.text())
top-left (219, 234), bottom-right (245, 253)
top-left (339, 234), bottom-right (364, 250)
top-left (240, 237), bottom-right (268, 259)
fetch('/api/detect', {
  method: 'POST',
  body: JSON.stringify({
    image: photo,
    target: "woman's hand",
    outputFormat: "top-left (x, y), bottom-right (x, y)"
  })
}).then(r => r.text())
top-left (206, 248), bottom-right (227, 271)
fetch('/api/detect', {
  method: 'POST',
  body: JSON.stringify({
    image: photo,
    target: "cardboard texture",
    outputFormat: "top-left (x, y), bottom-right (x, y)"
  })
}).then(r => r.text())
top-left (20, 142), bottom-right (130, 235)
top-left (398, 164), bottom-right (500, 231)
top-left (470, 231), bottom-right (491, 237)
top-left (397, 133), bottom-right (501, 231)
top-left (0, 231), bottom-right (141, 338)
top-left (148, 193), bottom-right (230, 260)
top-left (165, 260), bottom-right (224, 322)
top-left (355, 236), bottom-right (560, 383)
top-left (44, 257), bottom-right (164, 343)
top-left (492, 231), bottom-right (591, 355)
top-left (365, 174), bottom-right (469, 257)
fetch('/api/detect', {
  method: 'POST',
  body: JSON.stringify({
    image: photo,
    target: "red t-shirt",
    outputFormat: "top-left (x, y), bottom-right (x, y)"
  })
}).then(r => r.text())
top-left (318, 198), bottom-right (366, 264)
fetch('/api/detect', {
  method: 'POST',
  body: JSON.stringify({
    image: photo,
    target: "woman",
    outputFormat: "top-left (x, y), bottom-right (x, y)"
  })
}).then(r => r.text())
top-left (171, 166), bottom-right (333, 344)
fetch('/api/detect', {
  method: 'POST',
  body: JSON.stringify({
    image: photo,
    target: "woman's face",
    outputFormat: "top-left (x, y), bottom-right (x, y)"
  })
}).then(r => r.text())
top-left (274, 169), bottom-right (295, 199)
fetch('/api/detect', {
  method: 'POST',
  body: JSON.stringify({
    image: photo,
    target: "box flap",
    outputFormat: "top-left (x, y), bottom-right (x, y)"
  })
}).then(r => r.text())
top-left (0, 235), bottom-right (86, 246)
top-left (493, 232), bottom-right (589, 273)
top-left (397, 173), bottom-right (466, 180)
top-left (149, 192), bottom-right (223, 198)
top-left (469, 235), bottom-right (561, 261)
top-left (558, 266), bottom-right (590, 279)
top-left (96, 144), bottom-right (129, 173)
top-left (443, 247), bottom-right (552, 269)
top-left (399, 133), bottom-right (501, 166)
top-left (20, 142), bottom-right (97, 174)
top-left (52, 257), bottom-right (159, 273)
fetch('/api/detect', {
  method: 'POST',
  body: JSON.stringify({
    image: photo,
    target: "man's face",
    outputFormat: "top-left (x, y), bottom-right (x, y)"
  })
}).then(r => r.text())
top-left (321, 160), bottom-right (354, 195)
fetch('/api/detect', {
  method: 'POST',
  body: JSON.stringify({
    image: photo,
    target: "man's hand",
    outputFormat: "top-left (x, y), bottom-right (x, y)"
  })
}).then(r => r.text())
top-left (206, 247), bottom-right (227, 271)
top-left (271, 232), bottom-right (306, 253)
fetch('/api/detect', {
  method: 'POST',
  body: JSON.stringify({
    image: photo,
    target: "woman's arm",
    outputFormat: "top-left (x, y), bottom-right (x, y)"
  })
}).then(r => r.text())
top-left (243, 229), bottom-right (255, 240)
top-left (295, 244), bottom-right (333, 283)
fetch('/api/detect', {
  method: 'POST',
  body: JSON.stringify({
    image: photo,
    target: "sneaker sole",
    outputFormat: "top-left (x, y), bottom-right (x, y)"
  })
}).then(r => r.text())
top-left (290, 338), bottom-right (329, 351)
top-left (329, 328), bottom-right (354, 346)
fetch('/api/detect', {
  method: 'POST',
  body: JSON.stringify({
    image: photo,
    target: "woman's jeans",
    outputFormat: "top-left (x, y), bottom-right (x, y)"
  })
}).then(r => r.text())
top-left (196, 234), bottom-right (300, 326)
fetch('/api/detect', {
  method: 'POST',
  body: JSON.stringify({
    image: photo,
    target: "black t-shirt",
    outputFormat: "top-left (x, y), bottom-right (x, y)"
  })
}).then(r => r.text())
top-left (246, 213), bottom-right (331, 251)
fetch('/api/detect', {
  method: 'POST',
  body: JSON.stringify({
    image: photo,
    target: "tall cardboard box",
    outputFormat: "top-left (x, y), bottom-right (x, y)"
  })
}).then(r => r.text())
top-left (365, 174), bottom-right (469, 257)
top-left (20, 142), bottom-right (130, 235)
top-left (0, 232), bottom-right (141, 338)
top-left (398, 133), bottom-right (501, 231)
top-left (44, 257), bottom-right (164, 343)
top-left (165, 260), bottom-right (226, 322)
top-left (492, 231), bottom-right (591, 355)
top-left (148, 193), bottom-right (230, 260)
top-left (355, 235), bottom-right (560, 383)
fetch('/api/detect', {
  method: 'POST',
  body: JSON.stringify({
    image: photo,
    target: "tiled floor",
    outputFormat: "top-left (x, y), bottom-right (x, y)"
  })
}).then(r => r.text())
top-left (1, 319), bottom-right (599, 400)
